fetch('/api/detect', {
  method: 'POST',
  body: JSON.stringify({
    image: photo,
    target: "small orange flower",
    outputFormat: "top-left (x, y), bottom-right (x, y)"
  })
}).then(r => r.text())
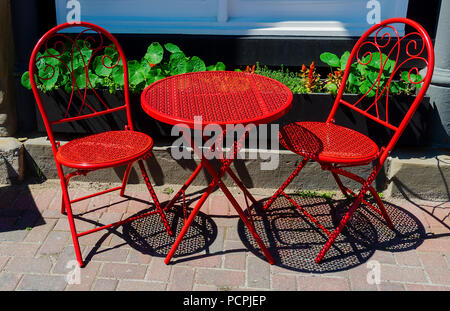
top-left (308, 62), bottom-right (314, 86)
top-left (245, 65), bottom-right (255, 74)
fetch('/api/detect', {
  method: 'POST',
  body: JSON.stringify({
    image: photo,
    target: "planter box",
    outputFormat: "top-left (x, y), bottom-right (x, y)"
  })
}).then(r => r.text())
top-left (273, 93), bottom-right (432, 147)
top-left (35, 89), bottom-right (172, 138)
top-left (35, 90), bottom-right (431, 147)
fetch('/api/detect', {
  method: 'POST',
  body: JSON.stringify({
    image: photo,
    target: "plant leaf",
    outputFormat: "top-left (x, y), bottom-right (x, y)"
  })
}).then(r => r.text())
top-left (104, 46), bottom-right (119, 62)
top-left (39, 66), bottom-right (60, 91)
top-left (325, 83), bottom-right (338, 94)
top-left (359, 81), bottom-right (376, 97)
top-left (21, 72), bottom-right (32, 90)
top-left (390, 81), bottom-right (400, 94)
top-left (320, 52), bottom-right (340, 67)
top-left (71, 44), bottom-right (93, 71)
top-left (169, 52), bottom-right (188, 75)
top-left (128, 60), bottom-right (146, 87)
top-left (154, 68), bottom-right (167, 82)
top-left (367, 71), bottom-right (380, 84)
top-left (365, 52), bottom-right (394, 73)
top-left (340, 51), bottom-right (350, 71)
top-left (111, 65), bottom-right (125, 87)
top-left (187, 56), bottom-right (206, 72)
top-left (348, 72), bottom-right (361, 86)
top-left (73, 68), bottom-right (99, 89)
top-left (39, 48), bottom-right (61, 67)
top-left (93, 56), bottom-right (113, 77)
top-left (144, 42), bottom-right (164, 65)
top-left (385, 58), bottom-right (395, 73)
top-left (215, 61), bottom-right (226, 71)
top-left (143, 67), bottom-right (158, 85)
top-left (401, 71), bottom-right (410, 83)
top-left (206, 61), bottom-right (226, 71)
top-left (410, 73), bottom-right (422, 83)
top-left (164, 43), bottom-right (182, 54)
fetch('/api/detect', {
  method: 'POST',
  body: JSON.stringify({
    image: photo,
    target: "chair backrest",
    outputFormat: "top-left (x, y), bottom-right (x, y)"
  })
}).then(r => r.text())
top-left (327, 17), bottom-right (434, 163)
top-left (29, 22), bottom-right (133, 143)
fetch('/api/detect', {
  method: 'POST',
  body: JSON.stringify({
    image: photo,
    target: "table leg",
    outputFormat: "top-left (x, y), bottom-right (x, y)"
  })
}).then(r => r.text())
top-left (164, 180), bottom-right (213, 264)
top-left (164, 156), bottom-right (274, 265)
top-left (215, 178), bottom-right (274, 264)
top-left (164, 157), bottom-right (227, 264)
top-left (164, 129), bottom-right (274, 265)
top-left (164, 161), bottom-right (204, 211)
top-left (165, 160), bottom-right (257, 210)
top-left (224, 167), bottom-right (257, 204)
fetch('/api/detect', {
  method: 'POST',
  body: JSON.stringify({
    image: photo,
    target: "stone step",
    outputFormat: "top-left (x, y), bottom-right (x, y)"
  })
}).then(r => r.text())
top-left (15, 135), bottom-right (450, 201)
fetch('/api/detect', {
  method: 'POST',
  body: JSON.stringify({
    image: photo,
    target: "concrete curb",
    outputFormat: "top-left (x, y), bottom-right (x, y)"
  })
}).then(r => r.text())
top-left (0, 137), bottom-right (24, 184)
top-left (386, 150), bottom-right (450, 201)
top-left (17, 135), bottom-right (450, 201)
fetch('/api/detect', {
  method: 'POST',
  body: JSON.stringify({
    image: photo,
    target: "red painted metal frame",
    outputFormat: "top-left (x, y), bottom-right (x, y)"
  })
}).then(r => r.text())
top-left (29, 22), bottom-right (173, 267)
top-left (163, 128), bottom-right (275, 265)
top-left (141, 71), bottom-right (293, 264)
top-left (264, 18), bottom-right (434, 264)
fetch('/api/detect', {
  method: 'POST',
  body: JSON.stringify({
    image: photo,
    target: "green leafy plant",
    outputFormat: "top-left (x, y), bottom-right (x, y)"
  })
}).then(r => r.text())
top-left (294, 190), bottom-right (335, 201)
top-left (321, 51), bottom-right (349, 95)
top-left (163, 187), bottom-right (174, 195)
top-left (323, 68), bottom-right (344, 95)
top-left (249, 62), bottom-right (307, 94)
top-left (320, 50), bottom-right (422, 97)
top-left (21, 40), bottom-right (225, 94)
top-left (344, 191), bottom-right (384, 201)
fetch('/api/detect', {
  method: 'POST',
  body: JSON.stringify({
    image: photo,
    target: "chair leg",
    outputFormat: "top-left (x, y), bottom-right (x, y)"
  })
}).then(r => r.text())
top-left (137, 160), bottom-right (173, 236)
top-left (331, 167), bottom-right (394, 230)
top-left (63, 194), bottom-right (84, 267)
top-left (263, 157), bottom-right (309, 211)
top-left (56, 166), bottom-right (84, 267)
top-left (331, 171), bottom-right (350, 198)
top-left (61, 193), bottom-right (66, 215)
top-left (367, 186), bottom-right (394, 229)
top-left (315, 165), bottom-right (381, 263)
top-left (120, 162), bottom-right (133, 197)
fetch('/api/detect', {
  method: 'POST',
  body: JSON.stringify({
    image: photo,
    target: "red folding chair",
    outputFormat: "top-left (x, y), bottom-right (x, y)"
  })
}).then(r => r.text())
top-left (29, 22), bottom-right (173, 267)
top-left (263, 18), bottom-right (434, 263)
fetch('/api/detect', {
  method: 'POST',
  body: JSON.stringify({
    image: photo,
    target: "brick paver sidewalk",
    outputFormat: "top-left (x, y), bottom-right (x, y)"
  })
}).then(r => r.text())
top-left (0, 180), bottom-right (449, 291)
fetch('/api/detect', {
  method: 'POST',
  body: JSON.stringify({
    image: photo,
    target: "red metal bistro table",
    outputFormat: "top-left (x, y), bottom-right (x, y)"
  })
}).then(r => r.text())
top-left (141, 71), bottom-right (293, 264)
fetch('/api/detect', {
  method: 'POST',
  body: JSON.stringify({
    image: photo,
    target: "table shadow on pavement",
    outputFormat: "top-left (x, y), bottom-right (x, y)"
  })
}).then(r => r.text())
top-left (121, 205), bottom-right (217, 259)
top-left (237, 195), bottom-right (426, 273)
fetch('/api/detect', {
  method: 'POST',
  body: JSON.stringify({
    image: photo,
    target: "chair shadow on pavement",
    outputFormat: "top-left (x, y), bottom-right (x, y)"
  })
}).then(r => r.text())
top-left (0, 184), bottom-right (46, 238)
top-left (237, 195), bottom-right (427, 274)
top-left (78, 189), bottom-right (444, 270)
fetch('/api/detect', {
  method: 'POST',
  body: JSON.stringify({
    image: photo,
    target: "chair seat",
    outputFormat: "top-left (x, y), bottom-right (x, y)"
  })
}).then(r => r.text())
top-left (56, 130), bottom-right (154, 169)
top-left (279, 122), bottom-right (379, 165)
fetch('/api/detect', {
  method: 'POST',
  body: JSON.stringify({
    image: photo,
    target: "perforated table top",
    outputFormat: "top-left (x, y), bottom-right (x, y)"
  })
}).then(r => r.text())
top-left (141, 71), bottom-right (293, 128)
